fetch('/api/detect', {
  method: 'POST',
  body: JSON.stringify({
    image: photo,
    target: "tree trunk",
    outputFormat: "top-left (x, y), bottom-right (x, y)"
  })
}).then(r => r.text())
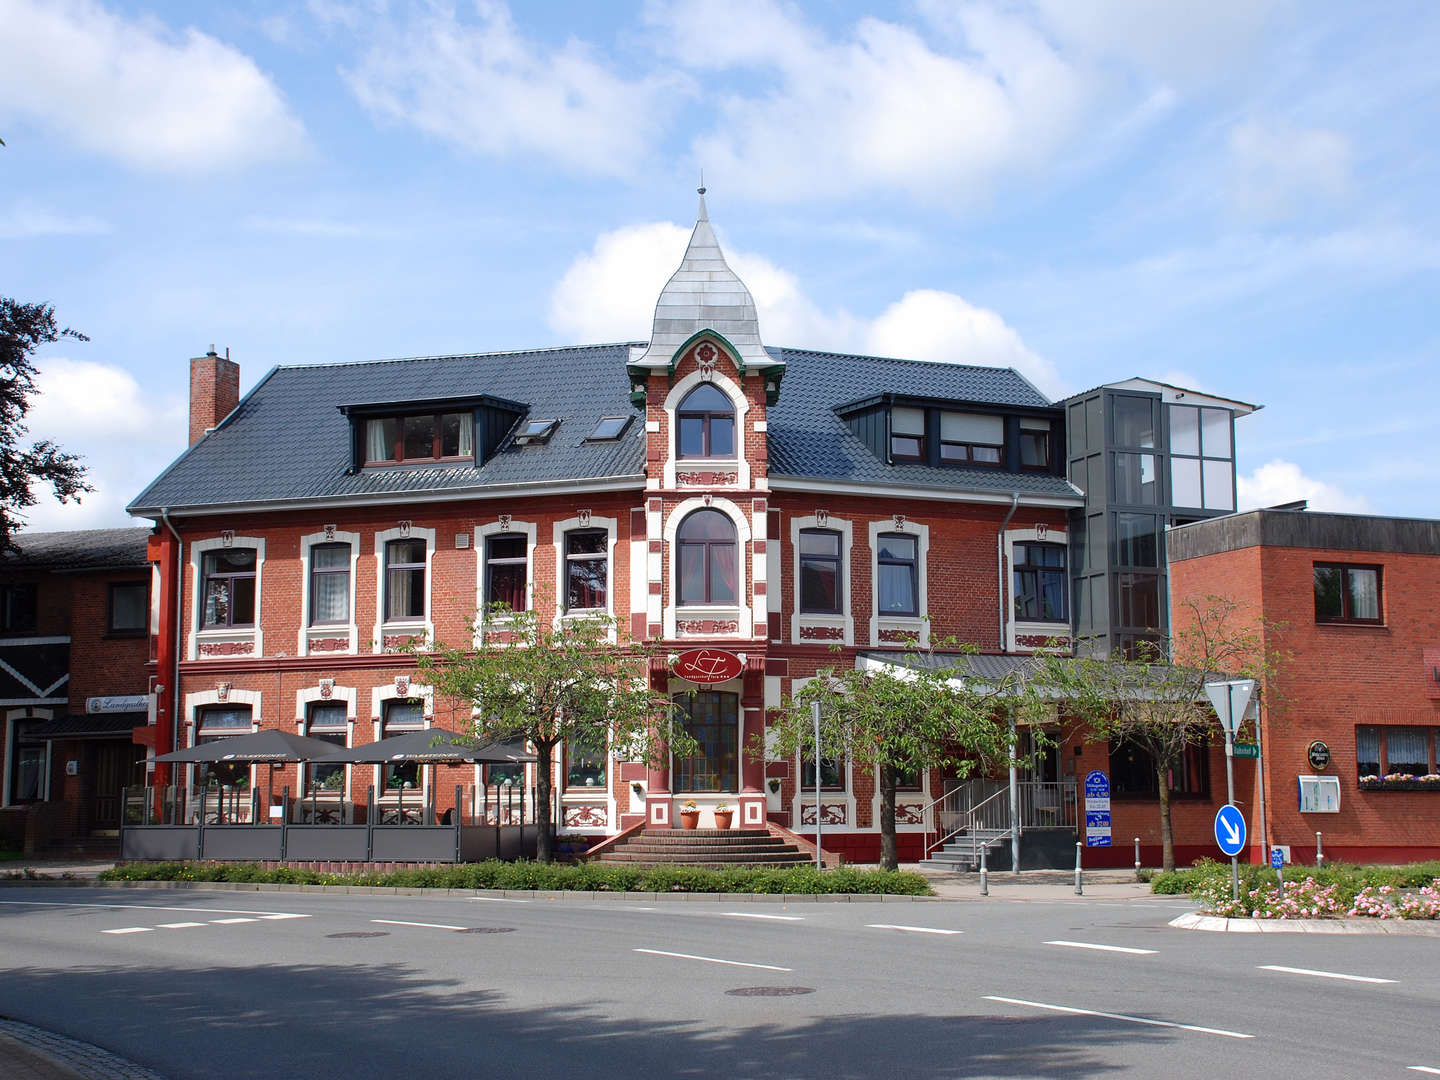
top-left (1157, 763), bottom-right (1174, 873)
top-left (535, 742), bottom-right (555, 864)
top-left (879, 763), bottom-right (899, 872)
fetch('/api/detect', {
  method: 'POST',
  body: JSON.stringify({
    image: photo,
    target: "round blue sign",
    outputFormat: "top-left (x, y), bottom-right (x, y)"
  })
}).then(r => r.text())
top-left (1214, 804), bottom-right (1247, 857)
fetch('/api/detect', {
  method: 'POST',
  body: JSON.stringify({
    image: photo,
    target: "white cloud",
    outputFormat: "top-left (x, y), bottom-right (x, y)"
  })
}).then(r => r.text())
top-left (1237, 459), bottom-right (1372, 514)
top-left (549, 221), bottom-right (1060, 396)
top-left (1227, 121), bottom-right (1353, 222)
top-left (0, 203), bottom-right (111, 238)
top-left (648, 0), bottom-right (1092, 203)
top-left (20, 358), bottom-right (186, 531)
top-left (342, 1), bottom-right (679, 176)
top-left (0, 0), bottom-right (306, 172)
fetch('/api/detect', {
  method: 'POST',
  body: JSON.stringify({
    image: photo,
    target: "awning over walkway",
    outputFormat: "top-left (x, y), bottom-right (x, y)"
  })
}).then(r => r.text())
top-left (27, 712), bottom-right (147, 739)
top-left (153, 729), bottom-right (347, 763)
top-left (320, 728), bottom-right (535, 764)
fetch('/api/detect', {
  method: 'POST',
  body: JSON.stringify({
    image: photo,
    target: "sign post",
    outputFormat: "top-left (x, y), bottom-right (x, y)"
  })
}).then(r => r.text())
top-left (811, 700), bottom-right (822, 871)
top-left (1083, 770), bottom-right (1111, 848)
top-left (1206, 679), bottom-right (1255, 902)
top-left (1214, 804), bottom-right (1247, 902)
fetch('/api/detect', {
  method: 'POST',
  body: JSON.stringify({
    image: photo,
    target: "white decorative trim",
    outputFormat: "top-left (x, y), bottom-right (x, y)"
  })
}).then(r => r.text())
top-left (786, 676), bottom-right (856, 830)
top-left (475, 518), bottom-right (538, 644)
top-left (182, 688), bottom-right (262, 794)
top-left (1004, 525), bottom-right (1071, 652)
top-left (868, 519), bottom-right (930, 648)
top-left (295, 683), bottom-right (356, 798)
top-left (629, 505), bottom-right (648, 638)
top-left (869, 767), bottom-right (933, 833)
top-left (662, 497), bottom-right (753, 639)
top-left (370, 680), bottom-right (433, 722)
top-left (372, 525), bottom-right (436, 652)
top-left (662, 363), bottom-right (751, 490)
top-left (297, 529), bottom-right (360, 656)
top-left (552, 514), bottom-right (618, 640)
top-left (790, 513), bottom-right (854, 646)
top-left (187, 535), bottom-right (265, 661)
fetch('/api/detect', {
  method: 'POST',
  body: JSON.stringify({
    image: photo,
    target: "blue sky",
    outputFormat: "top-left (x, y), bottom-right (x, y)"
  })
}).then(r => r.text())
top-left (3, 0), bottom-right (1437, 530)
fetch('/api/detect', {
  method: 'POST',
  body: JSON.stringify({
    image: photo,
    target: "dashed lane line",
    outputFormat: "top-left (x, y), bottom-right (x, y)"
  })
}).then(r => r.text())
top-left (1258, 965), bottom-right (1396, 984)
top-left (156, 922), bottom-right (207, 929)
top-left (465, 896), bottom-right (530, 904)
top-left (372, 919), bottom-right (469, 931)
top-left (0, 900), bottom-right (311, 917)
top-left (210, 917), bottom-right (259, 925)
top-left (983, 996), bottom-right (1254, 1040)
top-left (100, 927), bottom-right (152, 935)
top-left (722, 912), bottom-right (805, 922)
top-left (1045, 940), bottom-right (1158, 955)
top-left (1407, 1067), bottom-right (1440, 1075)
top-left (866, 924), bottom-right (963, 936)
top-left (634, 948), bottom-right (792, 972)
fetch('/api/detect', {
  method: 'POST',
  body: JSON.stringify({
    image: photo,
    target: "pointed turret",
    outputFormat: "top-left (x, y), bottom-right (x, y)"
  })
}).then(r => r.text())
top-left (630, 189), bottom-right (782, 377)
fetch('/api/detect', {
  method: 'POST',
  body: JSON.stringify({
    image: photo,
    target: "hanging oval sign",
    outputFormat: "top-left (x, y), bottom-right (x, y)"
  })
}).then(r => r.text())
top-left (1307, 740), bottom-right (1331, 771)
top-left (672, 648), bottom-right (744, 684)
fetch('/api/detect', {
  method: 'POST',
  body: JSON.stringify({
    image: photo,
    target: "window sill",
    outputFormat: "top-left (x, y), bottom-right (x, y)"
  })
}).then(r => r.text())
top-left (1315, 621), bottom-right (1388, 629)
top-left (1358, 779), bottom-right (1440, 792)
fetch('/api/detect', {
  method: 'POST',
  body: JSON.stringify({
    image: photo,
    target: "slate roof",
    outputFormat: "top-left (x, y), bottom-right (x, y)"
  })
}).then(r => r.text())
top-left (130, 341), bottom-right (1080, 515)
top-left (3, 527), bottom-right (150, 571)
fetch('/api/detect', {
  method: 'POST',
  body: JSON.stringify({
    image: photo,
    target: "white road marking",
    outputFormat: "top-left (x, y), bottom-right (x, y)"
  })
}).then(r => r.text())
top-left (634, 948), bottom-right (791, 972)
top-left (1258, 965), bottom-right (1395, 984)
top-left (1407, 1068), bottom-right (1440, 1075)
top-left (156, 922), bottom-right (206, 930)
top-left (983, 996), bottom-right (1253, 1040)
top-left (866, 924), bottom-right (963, 936)
top-left (1045, 940), bottom-right (1157, 955)
top-left (722, 912), bottom-right (804, 922)
top-left (372, 920), bottom-right (469, 931)
top-left (101, 927), bottom-right (152, 935)
top-left (465, 896), bottom-right (530, 904)
top-left (0, 901), bottom-right (306, 917)
top-left (209, 918), bottom-right (258, 925)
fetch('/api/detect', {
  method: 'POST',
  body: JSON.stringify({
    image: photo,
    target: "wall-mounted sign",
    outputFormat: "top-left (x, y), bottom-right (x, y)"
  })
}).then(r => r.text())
top-left (672, 649), bottom-right (744, 684)
top-left (87, 695), bottom-right (149, 715)
top-left (1307, 740), bottom-right (1331, 771)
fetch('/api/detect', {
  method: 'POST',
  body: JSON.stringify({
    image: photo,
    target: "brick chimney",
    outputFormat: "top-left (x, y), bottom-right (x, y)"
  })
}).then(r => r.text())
top-left (189, 346), bottom-right (240, 445)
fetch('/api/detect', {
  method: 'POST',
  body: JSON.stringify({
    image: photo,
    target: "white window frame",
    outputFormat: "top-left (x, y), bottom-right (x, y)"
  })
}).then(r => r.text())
top-left (790, 514), bottom-right (854, 645)
top-left (663, 497), bottom-right (752, 638)
top-left (662, 362), bottom-right (751, 490)
top-left (1005, 526), bottom-right (1070, 652)
top-left (2, 707), bottom-right (53, 807)
top-left (183, 688), bottom-right (261, 801)
top-left (297, 530), bottom-right (360, 656)
top-left (188, 535), bottom-right (265, 661)
top-left (295, 683), bottom-right (356, 800)
top-left (552, 514), bottom-right (618, 638)
top-left (868, 519), bottom-right (929, 648)
top-left (373, 525), bottom-right (436, 651)
top-left (475, 519), bottom-right (538, 644)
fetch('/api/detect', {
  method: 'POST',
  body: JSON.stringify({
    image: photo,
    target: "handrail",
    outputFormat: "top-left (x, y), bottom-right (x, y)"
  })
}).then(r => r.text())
top-left (922, 779), bottom-right (1076, 858)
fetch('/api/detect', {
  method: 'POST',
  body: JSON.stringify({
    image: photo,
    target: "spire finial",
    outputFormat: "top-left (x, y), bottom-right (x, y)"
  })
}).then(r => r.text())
top-left (696, 170), bottom-right (709, 221)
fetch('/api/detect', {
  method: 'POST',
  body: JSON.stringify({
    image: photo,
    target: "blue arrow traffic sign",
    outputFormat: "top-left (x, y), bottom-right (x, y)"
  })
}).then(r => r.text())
top-left (1214, 804), bottom-right (1247, 857)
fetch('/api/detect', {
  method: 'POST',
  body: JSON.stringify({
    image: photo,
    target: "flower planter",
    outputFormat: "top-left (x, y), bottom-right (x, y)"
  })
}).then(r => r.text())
top-left (680, 810), bottom-right (700, 830)
top-left (713, 811), bottom-right (733, 830)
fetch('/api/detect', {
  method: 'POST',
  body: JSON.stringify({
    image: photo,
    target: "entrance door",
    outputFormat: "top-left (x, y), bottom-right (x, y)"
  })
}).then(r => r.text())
top-left (92, 742), bottom-right (143, 829)
top-left (673, 691), bottom-right (739, 793)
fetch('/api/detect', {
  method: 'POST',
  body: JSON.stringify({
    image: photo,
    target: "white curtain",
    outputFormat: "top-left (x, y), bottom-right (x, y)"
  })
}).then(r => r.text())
top-left (366, 419), bottom-right (389, 462)
top-left (459, 416), bottom-right (473, 458)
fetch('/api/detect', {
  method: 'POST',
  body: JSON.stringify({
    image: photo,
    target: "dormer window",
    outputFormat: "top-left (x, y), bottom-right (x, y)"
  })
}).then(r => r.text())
top-left (677, 384), bottom-right (735, 459)
top-left (938, 412), bottom-right (1003, 467)
top-left (1020, 419), bottom-right (1051, 469)
top-left (890, 407), bottom-right (925, 461)
top-left (364, 412), bottom-right (473, 465)
top-left (514, 419), bottom-right (558, 446)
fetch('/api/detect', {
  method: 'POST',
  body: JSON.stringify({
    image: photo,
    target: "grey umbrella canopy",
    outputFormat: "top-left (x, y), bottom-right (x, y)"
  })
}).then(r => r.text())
top-left (318, 728), bottom-right (536, 765)
top-left (154, 729), bottom-right (346, 763)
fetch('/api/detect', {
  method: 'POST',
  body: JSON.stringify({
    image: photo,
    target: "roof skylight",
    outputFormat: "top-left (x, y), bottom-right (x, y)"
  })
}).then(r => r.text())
top-left (588, 416), bottom-right (632, 441)
top-left (513, 419), bottom-right (558, 446)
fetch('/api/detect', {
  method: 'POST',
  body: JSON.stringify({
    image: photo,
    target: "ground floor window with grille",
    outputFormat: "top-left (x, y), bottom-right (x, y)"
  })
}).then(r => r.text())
top-left (306, 702), bottom-right (348, 792)
top-left (674, 690), bottom-right (738, 793)
top-left (381, 700), bottom-right (424, 791)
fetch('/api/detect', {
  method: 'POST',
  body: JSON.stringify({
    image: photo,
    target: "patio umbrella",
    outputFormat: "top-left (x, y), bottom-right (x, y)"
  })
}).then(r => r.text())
top-left (154, 729), bottom-right (347, 763)
top-left (318, 728), bottom-right (535, 764)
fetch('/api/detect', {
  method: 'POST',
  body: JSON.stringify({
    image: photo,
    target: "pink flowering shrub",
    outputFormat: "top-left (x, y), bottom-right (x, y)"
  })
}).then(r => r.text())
top-left (1195, 875), bottom-right (1347, 919)
top-left (1349, 880), bottom-right (1440, 919)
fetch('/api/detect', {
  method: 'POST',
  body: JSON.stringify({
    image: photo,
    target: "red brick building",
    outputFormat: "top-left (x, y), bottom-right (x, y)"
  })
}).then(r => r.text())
top-left (0, 528), bottom-right (151, 856)
top-left (1168, 507), bottom-right (1440, 865)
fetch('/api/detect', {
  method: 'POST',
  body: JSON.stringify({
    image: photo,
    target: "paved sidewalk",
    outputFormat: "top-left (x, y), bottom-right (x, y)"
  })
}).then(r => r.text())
top-left (1, 860), bottom-right (115, 880)
top-left (0, 1020), bottom-right (164, 1080)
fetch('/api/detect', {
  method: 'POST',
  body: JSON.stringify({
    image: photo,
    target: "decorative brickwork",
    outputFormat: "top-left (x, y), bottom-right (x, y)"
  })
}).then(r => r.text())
top-left (677, 618), bottom-right (739, 635)
top-left (798, 625), bottom-right (844, 640)
top-left (197, 641), bottom-right (254, 657)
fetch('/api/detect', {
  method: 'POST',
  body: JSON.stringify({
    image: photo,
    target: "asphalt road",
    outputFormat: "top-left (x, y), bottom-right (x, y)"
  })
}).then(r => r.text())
top-left (0, 886), bottom-right (1437, 1079)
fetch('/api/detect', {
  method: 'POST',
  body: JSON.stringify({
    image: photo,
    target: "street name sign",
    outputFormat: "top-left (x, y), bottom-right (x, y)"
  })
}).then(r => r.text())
top-left (1214, 804), bottom-right (1247, 857)
top-left (1233, 743), bottom-right (1259, 759)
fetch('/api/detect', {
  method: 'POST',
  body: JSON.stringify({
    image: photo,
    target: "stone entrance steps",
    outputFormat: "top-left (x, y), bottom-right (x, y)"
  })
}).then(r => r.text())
top-left (588, 827), bottom-right (812, 867)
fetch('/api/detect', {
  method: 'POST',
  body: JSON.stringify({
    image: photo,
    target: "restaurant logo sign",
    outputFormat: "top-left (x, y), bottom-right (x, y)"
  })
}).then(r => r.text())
top-left (672, 649), bottom-right (744, 684)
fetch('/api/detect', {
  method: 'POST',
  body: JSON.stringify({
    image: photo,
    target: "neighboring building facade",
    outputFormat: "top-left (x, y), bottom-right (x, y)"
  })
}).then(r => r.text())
top-left (1062, 380), bottom-right (1258, 657)
top-left (128, 196), bottom-right (1105, 862)
top-left (1168, 508), bottom-right (1440, 864)
top-left (0, 528), bottom-right (152, 856)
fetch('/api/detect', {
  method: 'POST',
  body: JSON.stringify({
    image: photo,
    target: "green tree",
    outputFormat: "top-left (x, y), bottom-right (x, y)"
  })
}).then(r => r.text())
top-left (1032, 595), bottom-right (1283, 872)
top-left (0, 298), bottom-right (92, 546)
top-left (415, 600), bottom-right (696, 864)
top-left (765, 640), bottom-right (1023, 872)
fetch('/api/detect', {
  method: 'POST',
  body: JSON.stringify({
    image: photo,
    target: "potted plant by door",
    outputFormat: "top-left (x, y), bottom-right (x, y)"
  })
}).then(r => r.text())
top-left (679, 800), bottom-right (700, 830)
top-left (713, 802), bottom-right (733, 830)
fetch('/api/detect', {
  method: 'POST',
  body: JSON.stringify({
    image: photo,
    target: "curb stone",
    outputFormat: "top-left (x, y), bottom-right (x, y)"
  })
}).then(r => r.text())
top-left (1169, 911), bottom-right (1440, 935)
top-left (0, 1018), bottom-right (165, 1080)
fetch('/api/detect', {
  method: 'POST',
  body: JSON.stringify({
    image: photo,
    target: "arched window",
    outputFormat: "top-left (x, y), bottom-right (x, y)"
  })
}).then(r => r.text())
top-left (676, 384), bottom-right (735, 459)
top-left (676, 509), bottom-right (738, 605)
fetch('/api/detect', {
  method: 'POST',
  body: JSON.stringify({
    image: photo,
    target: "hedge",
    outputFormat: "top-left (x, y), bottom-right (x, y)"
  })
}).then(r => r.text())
top-left (99, 860), bottom-right (934, 895)
top-left (1151, 857), bottom-right (1440, 914)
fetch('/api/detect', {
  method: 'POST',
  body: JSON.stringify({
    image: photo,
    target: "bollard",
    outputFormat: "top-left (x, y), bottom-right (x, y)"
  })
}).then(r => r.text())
top-left (1074, 842), bottom-right (1084, 896)
top-left (979, 845), bottom-right (989, 896)
top-left (1315, 831), bottom-right (1324, 868)
top-left (1134, 837), bottom-right (1142, 881)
